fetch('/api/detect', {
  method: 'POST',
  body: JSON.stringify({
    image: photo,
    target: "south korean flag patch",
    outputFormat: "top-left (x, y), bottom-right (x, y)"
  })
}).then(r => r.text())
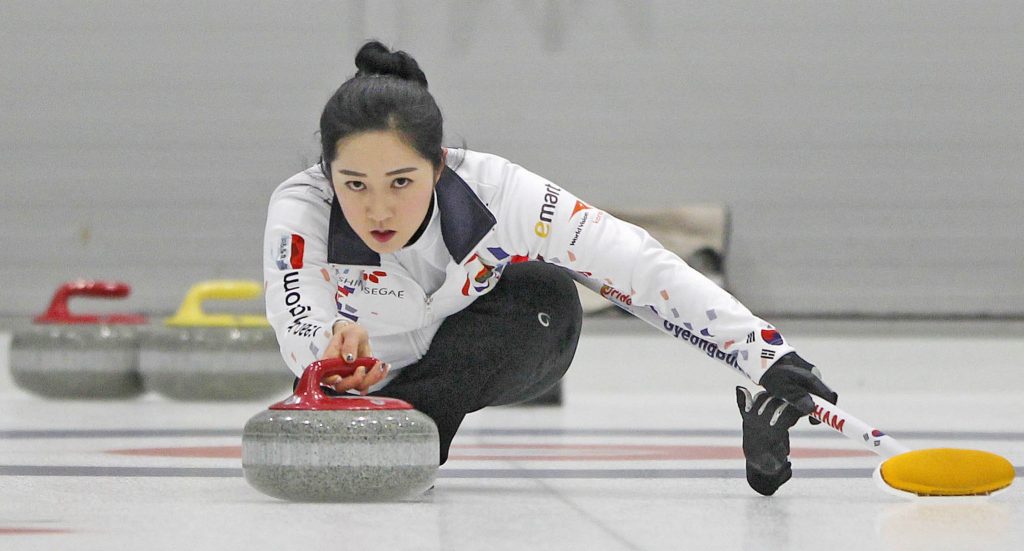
top-left (275, 233), bottom-right (305, 270)
top-left (761, 328), bottom-right (784, 346)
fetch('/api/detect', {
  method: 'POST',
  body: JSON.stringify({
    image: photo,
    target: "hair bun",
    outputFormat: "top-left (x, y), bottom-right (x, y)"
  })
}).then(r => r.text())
top-left (355, 41), bottom-right (428, 88)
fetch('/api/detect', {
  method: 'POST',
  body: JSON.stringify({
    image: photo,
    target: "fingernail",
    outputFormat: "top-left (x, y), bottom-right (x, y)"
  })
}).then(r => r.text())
top-left (345, 353), bottom-right (354, 362)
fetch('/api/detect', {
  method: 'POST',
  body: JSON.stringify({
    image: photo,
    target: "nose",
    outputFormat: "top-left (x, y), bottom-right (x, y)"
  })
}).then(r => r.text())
top-left (365, 198), bottom-right (394, 225)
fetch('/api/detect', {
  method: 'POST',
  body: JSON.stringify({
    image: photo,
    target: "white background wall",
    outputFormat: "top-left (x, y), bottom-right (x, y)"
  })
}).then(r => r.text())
top-left (2, 1), bottom-right (1022, 317)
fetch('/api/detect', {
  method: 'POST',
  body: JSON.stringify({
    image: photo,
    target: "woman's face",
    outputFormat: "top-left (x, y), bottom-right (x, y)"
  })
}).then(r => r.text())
top-left (331, 131), bottom-right (440, 254)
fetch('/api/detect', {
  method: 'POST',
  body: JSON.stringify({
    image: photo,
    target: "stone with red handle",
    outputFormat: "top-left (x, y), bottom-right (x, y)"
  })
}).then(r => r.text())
top-left (241, 357), bottom-right (439, 502)
top-left (10, 280), bottom-right (147, 399)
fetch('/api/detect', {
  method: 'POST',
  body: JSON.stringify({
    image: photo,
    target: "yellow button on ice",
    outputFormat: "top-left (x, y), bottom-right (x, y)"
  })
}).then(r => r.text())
top-left (880, 448), bottom-right (1015, 496)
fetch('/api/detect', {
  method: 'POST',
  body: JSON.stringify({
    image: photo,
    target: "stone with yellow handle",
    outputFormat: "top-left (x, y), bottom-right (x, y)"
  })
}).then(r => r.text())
top-left (140, 280), bottom-right (293, 401)
top-left (165, 280), bottom-right (270, 328)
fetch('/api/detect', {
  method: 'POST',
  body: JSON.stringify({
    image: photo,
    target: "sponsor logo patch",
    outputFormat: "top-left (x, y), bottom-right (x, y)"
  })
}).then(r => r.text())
top-left (362, 270), bottom-right (387, 284)
top-left (282, 270), bottom-right (320, 337)
top-left (600, 285), bottom-right (632, 306)
top-left (662, 319), bottom-right (741, 374)
top-left (335, 269), bottom-right (403, 299)
top-left (813, 405), bottom-right (846, 432)
top-left (571, 200), bottom-right (592, 218)
top-left (569, 211), bottom-right (589, 247)
top-left (534, 182), bottom-right (563, 238)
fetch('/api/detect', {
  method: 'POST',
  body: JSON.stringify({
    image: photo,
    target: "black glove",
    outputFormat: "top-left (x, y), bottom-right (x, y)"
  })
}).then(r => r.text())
top-left (736, 386), bottom-right (802, 496)
top-left (758, 352), bottom-right (838, 420)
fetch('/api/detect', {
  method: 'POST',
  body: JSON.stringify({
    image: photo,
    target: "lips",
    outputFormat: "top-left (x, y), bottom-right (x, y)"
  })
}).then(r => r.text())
top-left (370, 230), bottom-right (397, 243)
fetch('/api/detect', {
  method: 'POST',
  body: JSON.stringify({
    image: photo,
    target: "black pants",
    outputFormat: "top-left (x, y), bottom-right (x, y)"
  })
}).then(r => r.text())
top-left (368, 261), bottom-right (583, 465)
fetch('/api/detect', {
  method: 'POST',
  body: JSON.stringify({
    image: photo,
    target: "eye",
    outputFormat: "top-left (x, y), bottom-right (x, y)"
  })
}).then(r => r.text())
top-left (343, 180), bottom-right (365, 191)
top-left (392, 177), bottom-right (412, 189)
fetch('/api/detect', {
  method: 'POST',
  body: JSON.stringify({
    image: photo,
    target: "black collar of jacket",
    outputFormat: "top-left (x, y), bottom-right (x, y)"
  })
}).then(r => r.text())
top-left (327, 167), bottom-right (497, 267)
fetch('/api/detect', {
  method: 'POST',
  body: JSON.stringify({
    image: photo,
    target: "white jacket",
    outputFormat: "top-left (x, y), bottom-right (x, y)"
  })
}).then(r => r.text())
top-left (263, 149), bottom-right (794, 383)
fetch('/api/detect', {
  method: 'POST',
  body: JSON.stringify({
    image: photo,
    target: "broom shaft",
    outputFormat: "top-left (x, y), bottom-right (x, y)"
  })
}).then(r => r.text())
top-left (570, 272), bottom-right (912, 458)
top-left (809, 395), bottom-right (911, 458)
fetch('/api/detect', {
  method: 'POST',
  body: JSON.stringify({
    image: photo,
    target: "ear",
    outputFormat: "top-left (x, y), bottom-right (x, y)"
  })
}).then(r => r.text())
top-left (434, 148), bottom-right (448, 184)
top-left (320, 157), bottom-right (333, 182)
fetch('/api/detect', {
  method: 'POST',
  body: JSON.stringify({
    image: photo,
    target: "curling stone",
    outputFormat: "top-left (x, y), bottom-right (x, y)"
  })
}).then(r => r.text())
top-left (9, 280), bottom-right (147, 399)
top-left (242, 357), bottom-right (439, 502)
top-left (139, 280), bottom-right (293, 400)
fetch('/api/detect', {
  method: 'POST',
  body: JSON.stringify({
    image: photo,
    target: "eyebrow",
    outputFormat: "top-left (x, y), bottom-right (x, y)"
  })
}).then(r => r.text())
top-left (386, 167), bottom-right (419, 176)
top-left (336, 167), bottom-right (419, 177)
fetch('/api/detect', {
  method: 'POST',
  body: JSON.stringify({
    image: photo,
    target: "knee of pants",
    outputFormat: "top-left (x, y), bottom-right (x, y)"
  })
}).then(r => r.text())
top-left (500, 262), bottom-right (583, 324)
top-left (500, 263), bottom-right (583, 379)
top-left (488, 355), bottom-right (572, 407)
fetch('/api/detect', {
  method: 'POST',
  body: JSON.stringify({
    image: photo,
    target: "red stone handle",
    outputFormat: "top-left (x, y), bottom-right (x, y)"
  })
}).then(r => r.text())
top-left (34, 280), bottom-right (148, 325)
top-left (269, 357), bottom-right (412, 411)
top-left (298, 357), bottom-right (379, 398)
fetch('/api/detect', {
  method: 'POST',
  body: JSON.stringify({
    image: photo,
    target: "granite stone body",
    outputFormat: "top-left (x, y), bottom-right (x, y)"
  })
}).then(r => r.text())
top-left (241, 407), bottom-right (439, 502)
top-left (10, 324), bottom-right (143, 399)
top-left (140, 327), bottom-right (293, 400)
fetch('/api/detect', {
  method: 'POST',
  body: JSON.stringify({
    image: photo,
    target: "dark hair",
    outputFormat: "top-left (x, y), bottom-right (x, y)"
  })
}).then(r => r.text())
top-left (319, 41), bottom-right (444, 179)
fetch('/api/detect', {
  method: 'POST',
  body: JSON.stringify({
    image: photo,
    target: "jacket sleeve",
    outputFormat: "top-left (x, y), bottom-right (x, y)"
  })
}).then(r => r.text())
top-left (487, 155), bottom-right (795, 383)
top-left (263, 182), bottom-right (345, 377)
